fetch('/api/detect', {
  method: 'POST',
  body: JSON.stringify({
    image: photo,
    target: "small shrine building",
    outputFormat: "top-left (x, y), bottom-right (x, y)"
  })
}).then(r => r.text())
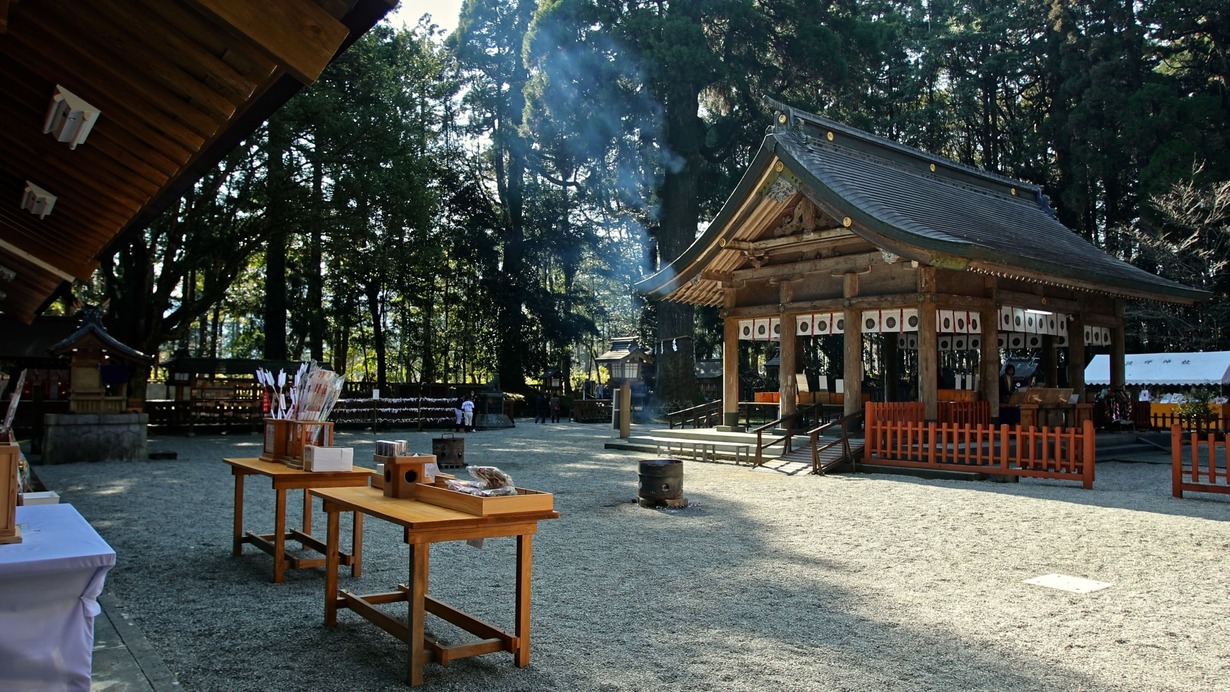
top-left (636, 100), bottom-right (1206, 428)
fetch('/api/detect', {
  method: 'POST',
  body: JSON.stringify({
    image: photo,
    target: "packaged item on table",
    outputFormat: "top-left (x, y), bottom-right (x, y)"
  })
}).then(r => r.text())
top-left (443, 466), bottom-right (517, 497)
top-left (469, 466), bottom-right (513, 488)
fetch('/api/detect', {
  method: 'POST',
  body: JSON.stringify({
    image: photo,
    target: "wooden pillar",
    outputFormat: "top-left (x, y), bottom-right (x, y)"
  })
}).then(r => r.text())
top-left (1110, 326), bottom-right (1126, 391)
top-left (883, 332), bottom-right (900, 401)
top-left (980, 305), bottom-right (1000, 419)
top-left (842, 272), bottom-right (862, 417)
top-left (917, 268), bottom-right (938, 420)
top-left (722, 309), bottom-right (740, 429)
top-left (918, 303), bottom-right (938, 420)
top-left (778, 281), bottom-right (798, 420)
top-left (779, 314), bottom-right (798, 420)
top-left (1041, 335), bottom-right (1058, 386)
top-left (1067, 313), bottom-right (1086, 398)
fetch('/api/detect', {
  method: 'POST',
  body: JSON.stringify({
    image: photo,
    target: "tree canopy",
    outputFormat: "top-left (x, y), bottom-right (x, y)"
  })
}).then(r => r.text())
top-left (81, 1), bottom-right (1230, 403)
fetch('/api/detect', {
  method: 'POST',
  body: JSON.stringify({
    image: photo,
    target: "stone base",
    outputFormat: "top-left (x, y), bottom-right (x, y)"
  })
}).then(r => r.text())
top-left (41, 413), bottom-right (149, 464)
top-left (638, 496), bottom-right (689, 509)
top-left (716, 425), bottom-right (746, 433)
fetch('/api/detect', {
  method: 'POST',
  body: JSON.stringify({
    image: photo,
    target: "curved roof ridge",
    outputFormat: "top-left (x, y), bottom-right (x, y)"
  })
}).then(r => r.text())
top-left (764, 96), bottom-right (1045, 198)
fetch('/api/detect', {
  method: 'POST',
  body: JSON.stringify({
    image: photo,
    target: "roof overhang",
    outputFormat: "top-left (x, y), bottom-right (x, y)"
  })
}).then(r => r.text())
top-left (0, 0), bottom-right (397, 323)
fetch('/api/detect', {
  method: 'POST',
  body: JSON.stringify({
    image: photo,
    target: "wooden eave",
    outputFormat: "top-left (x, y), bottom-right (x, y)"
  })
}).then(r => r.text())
top-left (0, 0), bottom-right (396, 323)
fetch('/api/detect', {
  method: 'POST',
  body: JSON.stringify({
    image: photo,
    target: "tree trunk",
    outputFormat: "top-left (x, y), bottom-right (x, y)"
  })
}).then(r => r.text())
top-left (308, 130), bottom-right (325, 363)
top-left (653, 81), bottom-right (703, 408)
top-left (263, 117), bottom-right (291, 360)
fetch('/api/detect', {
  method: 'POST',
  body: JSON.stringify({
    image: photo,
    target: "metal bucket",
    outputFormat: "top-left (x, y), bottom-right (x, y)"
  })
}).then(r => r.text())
top-left (637, 459), bottom-right (684, 501)
top-left (432, 433), bottom-right (465, 468)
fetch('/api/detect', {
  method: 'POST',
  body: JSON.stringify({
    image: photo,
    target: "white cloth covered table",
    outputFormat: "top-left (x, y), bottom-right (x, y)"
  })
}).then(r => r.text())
top-left (0, 503), bottom-right (116, 691)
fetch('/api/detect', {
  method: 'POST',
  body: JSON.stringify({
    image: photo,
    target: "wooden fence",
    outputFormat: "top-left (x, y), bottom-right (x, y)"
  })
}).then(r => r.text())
top-left (937, 401), bottom-right (991, 426)
top-left (865, 402), bottom-right (1095, 488)
top-left (1171, 424), bottom-right (1230, 498)
top-left (1149, 411), bottom-right (1227, 435)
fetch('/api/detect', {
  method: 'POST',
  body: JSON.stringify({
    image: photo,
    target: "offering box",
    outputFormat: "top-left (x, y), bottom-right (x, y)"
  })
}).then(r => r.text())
top-left (413, 482), bottom-right (553, 516)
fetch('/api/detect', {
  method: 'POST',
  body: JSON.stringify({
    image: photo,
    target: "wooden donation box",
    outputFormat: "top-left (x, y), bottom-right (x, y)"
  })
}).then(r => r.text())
top-left (379, 454), bottom-right (437, 498)
top-left (1, 444), bottom-right (19, 544)
top-left (262, 419), bottom-right (335, 469)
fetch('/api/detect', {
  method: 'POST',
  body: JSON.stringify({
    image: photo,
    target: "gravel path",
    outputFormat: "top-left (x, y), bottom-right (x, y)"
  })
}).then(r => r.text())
top-left (31, 422), bottom-right (1230, 691)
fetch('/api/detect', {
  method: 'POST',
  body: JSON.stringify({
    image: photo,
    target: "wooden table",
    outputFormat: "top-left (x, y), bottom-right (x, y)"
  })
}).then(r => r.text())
top-left (311, 486), bottom-right (559, 687)
top-left (224, 457), bottom-right (372, 583)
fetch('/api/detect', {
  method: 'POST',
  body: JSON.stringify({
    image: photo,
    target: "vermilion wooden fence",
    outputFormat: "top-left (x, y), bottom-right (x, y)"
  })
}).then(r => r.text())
top-left (871, 402), bottom-right (924, 422)
top-left (1171, 424), bottom-right (1230, 498)
top-left (865, 402), bottom-right (1095, 488)
top-left (937, 401), bottom-right (990, 426)
top-left (1151, 412), bottom-right (1227, 435)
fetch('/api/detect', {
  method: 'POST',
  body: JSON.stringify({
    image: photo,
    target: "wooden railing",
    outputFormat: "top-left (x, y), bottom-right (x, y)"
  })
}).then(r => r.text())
top-left (937, 401), bottom-right (990, 426)
top-left (807, 411), bottom-right (863, 475)
top-left (68, 394), bottom-right (128, 414)
top-left (751, 403), bottom-right (832, 466)
top-left (1171, 424), bottom-right (1230, 498)
top-left (1150, 412), bottom-right (1227, 435)
top-left (870, 402), bottom-right (924, 422)
top-left (865, 402), bottom-right (1095, 488)
top-left (666, 400), bottom-right (721, 429)
top-left (571, 399), bottom-right (612, 423)
top-left (864, 400), bottom-right (989, 426)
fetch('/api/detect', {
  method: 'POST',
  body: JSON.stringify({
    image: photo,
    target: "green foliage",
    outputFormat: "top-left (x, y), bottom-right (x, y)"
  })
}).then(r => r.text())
top-left (1177, 386), bottom-right (1216, 422)
top-left (87, 0), bottom-right (1230, 395)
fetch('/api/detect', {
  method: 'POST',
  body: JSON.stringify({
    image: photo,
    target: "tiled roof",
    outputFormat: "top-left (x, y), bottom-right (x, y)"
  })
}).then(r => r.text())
top-left (774, 110), bottom-right (1202, 301)
top-left (636, 102), bottom-right (1206, 306)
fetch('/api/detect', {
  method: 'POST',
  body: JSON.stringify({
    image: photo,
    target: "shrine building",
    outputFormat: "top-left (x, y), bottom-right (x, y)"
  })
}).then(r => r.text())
top-left (636, 99), bottom-right (1206, 429)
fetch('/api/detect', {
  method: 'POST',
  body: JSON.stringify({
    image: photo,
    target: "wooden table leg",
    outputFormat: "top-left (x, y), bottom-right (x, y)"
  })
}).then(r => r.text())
top-left (350, 512), bottom-right (363, 578)
top-left (515, 533), bottom-right (533, 667)
top-left (324, 502), bottom-right (341, 626)
top-left (273, 488), bottom-right (287, 583)
top-left (232, 471), bottom-right (245, 556)
top-left (407, 543), bottom-right (429, 687)
top-left (301, 488), bottom-right (312, 538)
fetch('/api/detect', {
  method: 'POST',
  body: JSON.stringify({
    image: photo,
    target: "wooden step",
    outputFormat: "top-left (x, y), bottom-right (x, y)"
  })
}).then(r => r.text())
top-left (773, 443), bottom-right (864, 474)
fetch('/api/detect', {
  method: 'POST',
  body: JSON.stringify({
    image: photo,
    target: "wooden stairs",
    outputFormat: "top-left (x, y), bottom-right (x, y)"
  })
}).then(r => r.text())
top-left (604, 426), bottom-right (864, 475)
top-left (770, 441), bottom-right (865, 475)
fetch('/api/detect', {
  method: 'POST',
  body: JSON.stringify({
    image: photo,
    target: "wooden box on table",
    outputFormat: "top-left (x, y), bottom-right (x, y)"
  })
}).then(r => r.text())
top-left (261, 419), bottom-right (335, 469)
top-left (411, 483), bottom-right (553, 516)
top-left (378, 454), bottom-right (437, 498)
top-left (1, 444), bottom-right (21, 544)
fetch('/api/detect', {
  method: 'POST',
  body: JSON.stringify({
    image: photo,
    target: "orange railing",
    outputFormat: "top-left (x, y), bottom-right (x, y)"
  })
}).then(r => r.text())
top-left (937, 401), bottom-right (990, 426)
top-left (865, 402), bottom-right (1095, 488)
top-left (1151, 412), bottom-right (1227, 435)
top-left (864, 400), bottom-right (990, 426)
top-left (1171, 424), bottom-right (1230, 498)
top-left (871, 402), bottom-right (924, 422)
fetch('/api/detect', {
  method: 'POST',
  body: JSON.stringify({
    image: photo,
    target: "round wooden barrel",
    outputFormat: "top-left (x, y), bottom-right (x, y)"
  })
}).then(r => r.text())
top-left (637, 459), bottom-right (684, 501)
top-left (432, 434), bottom-right (465, 468)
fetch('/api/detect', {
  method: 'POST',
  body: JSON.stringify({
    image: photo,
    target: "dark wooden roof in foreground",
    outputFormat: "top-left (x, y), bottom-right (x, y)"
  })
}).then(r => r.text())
top-left (637, 100), bottom-right (1207, 307)
top-left (0, 0), bottom-right (396, 323)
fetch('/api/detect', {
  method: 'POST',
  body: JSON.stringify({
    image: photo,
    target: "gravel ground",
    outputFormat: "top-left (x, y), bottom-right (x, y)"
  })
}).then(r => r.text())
top-left (30, 422), bottom-right (1230, 692)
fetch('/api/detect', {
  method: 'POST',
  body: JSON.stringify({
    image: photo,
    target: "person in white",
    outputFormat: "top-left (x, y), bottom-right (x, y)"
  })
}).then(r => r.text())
top-left (461, 395), bottom-right (475, 432)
